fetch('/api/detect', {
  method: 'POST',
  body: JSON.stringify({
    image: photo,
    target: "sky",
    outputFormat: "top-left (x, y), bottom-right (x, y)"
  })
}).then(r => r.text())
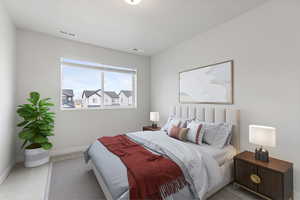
top-left (62, 64), bottom-right (133, 99)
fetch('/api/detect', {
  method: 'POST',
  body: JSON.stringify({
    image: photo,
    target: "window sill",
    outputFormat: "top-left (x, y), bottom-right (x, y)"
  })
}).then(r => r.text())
top-left (60, 106), bottom-right (137, 111)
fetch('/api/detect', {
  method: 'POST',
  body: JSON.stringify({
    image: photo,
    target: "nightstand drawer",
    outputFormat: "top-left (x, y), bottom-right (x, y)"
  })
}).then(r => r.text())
top-left (234, 159), bottom-right (258, 191)
top-left (258, 167), bottom-right (283, 200)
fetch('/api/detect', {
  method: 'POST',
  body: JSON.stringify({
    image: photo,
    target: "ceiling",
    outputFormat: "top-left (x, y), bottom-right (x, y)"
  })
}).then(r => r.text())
top-left (3, 0), bottom-right (267, 56)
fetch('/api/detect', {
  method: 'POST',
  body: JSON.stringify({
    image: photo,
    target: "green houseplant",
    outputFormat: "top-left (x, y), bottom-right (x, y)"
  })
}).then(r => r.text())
top-left (17, 92), bottom-right (55, 167)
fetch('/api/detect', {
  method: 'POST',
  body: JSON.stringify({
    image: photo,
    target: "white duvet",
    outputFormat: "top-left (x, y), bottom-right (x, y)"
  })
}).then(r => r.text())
top-left (127, 131), bottom-right (222, 199)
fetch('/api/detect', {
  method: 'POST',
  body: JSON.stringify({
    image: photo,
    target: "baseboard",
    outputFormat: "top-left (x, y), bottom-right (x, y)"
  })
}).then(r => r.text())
top-left (16, 145), bottom-right (88, 163)
top-left (43, 162), bottom-right (53, 200)
top-left (50, 145), bottom-right (88, 157)
top-left (0, 162), bottom-right (15, 184)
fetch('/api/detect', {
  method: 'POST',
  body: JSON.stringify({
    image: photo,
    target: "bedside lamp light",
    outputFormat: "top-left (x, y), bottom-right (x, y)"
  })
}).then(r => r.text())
top-left (249, 125), bottom-right (276, 162)
top-left (150, 112), bottom-right (159, 128)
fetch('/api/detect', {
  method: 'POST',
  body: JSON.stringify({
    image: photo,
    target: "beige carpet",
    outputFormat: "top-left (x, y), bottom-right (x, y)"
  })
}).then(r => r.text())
top-left (49, 155), bottom-right (263, 200)
top-left (0, 163), bottom-right (50, 200)
top-left (49, 155), bottom-right (105, 200)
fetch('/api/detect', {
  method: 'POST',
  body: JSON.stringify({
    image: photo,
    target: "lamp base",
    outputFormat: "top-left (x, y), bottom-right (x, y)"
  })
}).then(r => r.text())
top-left (151, 123), bottom-right (157, 128)
top-left (255, 148), bottom-right (269, 162)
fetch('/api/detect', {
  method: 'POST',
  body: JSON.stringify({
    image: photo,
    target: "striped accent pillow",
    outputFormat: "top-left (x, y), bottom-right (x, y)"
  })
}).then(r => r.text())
top-left (169, 126), bottom-right (189, 141)
top-left (186, 121), bottom-right (204, 144)
top-left (162, 117), bottom-right (188, 133)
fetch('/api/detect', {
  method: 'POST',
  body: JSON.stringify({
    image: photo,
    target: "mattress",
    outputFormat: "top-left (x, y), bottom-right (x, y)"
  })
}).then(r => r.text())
top-left (184, 142), bottom-right (237, 166)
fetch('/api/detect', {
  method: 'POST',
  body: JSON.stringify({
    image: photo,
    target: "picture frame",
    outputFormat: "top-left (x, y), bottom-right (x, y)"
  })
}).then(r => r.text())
top-left (179, 60), bottom-right (234, 104)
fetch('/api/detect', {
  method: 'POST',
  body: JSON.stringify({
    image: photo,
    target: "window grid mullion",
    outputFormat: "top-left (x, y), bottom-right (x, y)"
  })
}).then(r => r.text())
top-left (101, 71), bottom-right (104, 108)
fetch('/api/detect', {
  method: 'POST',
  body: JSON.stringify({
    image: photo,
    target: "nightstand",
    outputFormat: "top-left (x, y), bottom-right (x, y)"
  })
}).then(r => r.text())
top-left (234, 151), bottom-right (293, 200)
top-left (142, 126), bottom-right (161, 131)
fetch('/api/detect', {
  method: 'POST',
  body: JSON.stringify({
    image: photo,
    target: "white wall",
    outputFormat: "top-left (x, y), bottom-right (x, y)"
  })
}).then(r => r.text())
top-left (16, 29), bottom-right (150, 158)
top-left (151, 0), bottom-right (300, 196)
top-left (0, 1), bottom-right (16, 183)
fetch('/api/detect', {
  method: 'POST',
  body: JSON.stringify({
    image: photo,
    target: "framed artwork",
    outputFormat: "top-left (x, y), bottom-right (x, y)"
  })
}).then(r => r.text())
top-left (179, 60), bottom-right (233, 104)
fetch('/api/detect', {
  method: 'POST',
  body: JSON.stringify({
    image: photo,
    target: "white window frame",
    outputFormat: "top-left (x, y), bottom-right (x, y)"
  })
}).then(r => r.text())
top-left (60, 58), bottom-right (137, 111)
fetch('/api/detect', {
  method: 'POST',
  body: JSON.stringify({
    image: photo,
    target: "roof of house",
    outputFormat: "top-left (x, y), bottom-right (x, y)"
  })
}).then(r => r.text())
top-left (119, 90), bottom-right (132, 98)
top-left (82, 89), bottom-right (102, 98)
top-left (63, 89), bottom-right (74, 97)
top-left (104, 91), bottom-right (119, 99)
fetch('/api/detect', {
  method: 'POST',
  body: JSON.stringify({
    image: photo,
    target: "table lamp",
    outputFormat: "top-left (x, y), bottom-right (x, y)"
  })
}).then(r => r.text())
top-left (150, 112), bottom-right (159, 128)
top-left (249, 125), bottom-right (276, 162)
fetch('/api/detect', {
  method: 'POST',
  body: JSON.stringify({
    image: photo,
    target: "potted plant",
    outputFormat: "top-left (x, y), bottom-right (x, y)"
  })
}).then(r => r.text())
top-left (17, 92), bottom-right (55, 167)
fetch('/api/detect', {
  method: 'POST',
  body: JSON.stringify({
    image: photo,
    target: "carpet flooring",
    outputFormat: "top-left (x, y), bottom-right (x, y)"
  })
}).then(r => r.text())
top-left (0, 163), bottom-right (50, 200)
top-left (49, 155), bottom-right (263, 200)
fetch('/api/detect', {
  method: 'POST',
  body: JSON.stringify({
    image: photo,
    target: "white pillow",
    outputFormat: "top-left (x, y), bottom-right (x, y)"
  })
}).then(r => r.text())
top-left (202, 122), bottom-right (233, 148)
top-left (161, 116), bottom-right (173, 132)
top-left (225, 125), bottom-right (234, 145)
top-left (186, 121), bottom-right (205, 144)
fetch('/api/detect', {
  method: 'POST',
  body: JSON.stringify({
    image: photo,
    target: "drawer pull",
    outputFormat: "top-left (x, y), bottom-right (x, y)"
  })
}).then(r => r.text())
top-left (250, 174), bottom-right (261, 184)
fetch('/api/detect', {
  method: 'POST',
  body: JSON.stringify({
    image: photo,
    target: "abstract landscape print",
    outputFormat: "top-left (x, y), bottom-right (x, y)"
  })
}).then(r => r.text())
top-left (179, 60), bottom-right (233, 104)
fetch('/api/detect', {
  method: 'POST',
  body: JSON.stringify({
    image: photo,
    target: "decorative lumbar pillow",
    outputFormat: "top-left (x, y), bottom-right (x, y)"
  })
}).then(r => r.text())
top-left (166, 118), bottom-right (182, 134)
top-left (161, 117), bottom-right (188, 133)
top-left (186, 121), bottom-right (205, 144)
top-left (202, 123), bottom-right (233, 148)
top-left (169, 126), bottom-right (189, 141)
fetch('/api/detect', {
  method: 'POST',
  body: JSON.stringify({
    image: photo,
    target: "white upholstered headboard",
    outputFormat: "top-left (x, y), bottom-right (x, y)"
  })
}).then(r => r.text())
top-left (169, 105), bottom-right (240, 152)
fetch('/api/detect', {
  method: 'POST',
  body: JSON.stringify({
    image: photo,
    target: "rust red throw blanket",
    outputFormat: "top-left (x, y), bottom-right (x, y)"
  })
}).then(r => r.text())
top-left (98, 135), bottom-right (187, 200)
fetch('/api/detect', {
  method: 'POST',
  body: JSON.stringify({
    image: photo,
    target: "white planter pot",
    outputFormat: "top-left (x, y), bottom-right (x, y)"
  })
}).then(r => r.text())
top-left (24, 148), bottom-right (50, 168)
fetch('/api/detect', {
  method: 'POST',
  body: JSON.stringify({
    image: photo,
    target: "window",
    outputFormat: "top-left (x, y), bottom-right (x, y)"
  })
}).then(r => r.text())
top-left (61, 58), bottom-right (136, 110)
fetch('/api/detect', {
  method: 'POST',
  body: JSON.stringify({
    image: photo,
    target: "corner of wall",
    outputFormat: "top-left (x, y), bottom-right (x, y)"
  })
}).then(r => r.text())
top-left (0, 162), bottom-right (15, 184)
top-left (0, 0), bottom-right (17, 185)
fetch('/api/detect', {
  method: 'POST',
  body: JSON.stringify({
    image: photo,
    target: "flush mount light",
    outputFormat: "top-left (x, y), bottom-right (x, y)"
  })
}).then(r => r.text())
top-left (125, 0), bottom-right (142, 5)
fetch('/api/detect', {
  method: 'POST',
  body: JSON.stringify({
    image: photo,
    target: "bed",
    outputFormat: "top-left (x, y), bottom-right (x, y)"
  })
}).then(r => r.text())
top-left (86, 105), bottom-right (240, 200)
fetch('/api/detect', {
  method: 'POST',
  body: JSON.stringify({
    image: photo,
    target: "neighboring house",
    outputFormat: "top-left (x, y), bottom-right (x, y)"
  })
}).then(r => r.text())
top-left (104, 91), bottom-right (119, 106)
top-left (82, 89), bottom-right (102, 107)
top-left (74, 99), bottom-right (83, 108)
top-left (62, 89), bottom-right (75, 108)
top-left (119, 90), bottom-right (132, 106)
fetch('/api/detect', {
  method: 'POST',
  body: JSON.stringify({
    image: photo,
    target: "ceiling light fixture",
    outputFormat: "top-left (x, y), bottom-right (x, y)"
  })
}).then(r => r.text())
top-left (125, 0), bottom-right (142, 5)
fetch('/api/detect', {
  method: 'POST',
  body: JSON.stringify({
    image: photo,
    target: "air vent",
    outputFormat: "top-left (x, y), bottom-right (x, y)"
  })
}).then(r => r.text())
top-left (60, 30), bottom-right (76, 37)
top-left (129, 48), bottom-right (144, 53)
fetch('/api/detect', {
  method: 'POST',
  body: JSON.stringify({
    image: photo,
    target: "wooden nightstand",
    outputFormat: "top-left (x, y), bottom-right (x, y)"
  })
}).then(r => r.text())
top-left (142, 126), bottom-right (161, 131)
top-left (234, 151), bottom-right (293, 200)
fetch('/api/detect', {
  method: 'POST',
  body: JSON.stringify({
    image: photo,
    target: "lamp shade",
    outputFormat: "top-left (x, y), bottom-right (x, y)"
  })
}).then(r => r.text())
top-left (150, 112), bottom-right (159, 122)
top-left (249, 125), bottom-right (276, 147)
